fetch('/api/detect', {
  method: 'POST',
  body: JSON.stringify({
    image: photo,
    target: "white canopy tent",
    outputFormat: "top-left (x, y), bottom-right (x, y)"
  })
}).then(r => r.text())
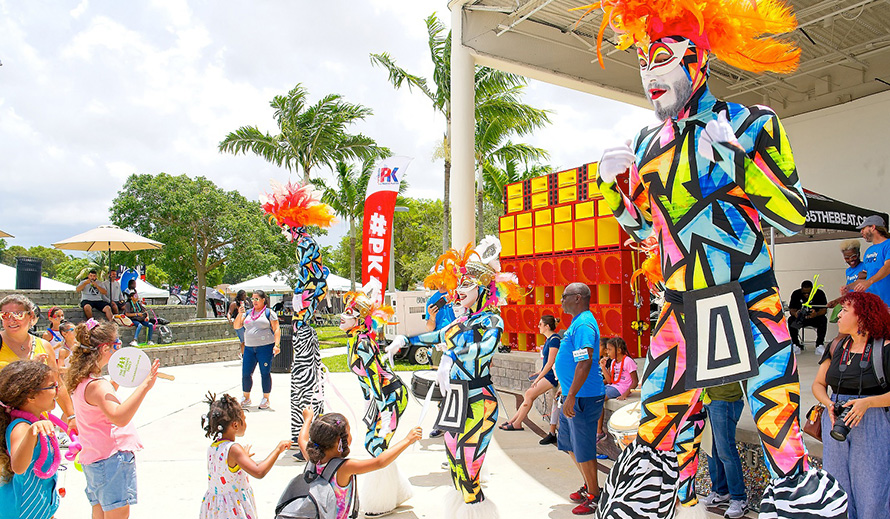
top-left (0, 264), bottom-right (75, 291)
top-left (133, 278), bottom-right (168, 299)
top-left (228, 271), bottom-right (353, 295)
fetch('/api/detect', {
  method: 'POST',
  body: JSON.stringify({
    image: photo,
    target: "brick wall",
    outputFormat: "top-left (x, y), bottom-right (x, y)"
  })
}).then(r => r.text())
top-left (120, 319), bottom-right (234, 344)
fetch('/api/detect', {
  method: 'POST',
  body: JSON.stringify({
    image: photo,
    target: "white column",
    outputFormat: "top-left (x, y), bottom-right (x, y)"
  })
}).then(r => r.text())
top-left (450, 4), bottom-right (476, 249)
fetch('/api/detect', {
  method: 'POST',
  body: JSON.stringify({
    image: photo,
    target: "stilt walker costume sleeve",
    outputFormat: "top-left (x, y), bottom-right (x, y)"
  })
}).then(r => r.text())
top-left (397, 237), bottom-right (521, 519)
top-left (339, 286), bottom-right (413, 515)
top-left (573, 0), bottom-right (849, 517)
top-left (260, 181), bottom-right (333, 442)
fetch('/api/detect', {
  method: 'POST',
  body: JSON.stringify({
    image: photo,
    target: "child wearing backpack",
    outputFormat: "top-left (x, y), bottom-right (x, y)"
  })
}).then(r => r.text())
top-left (0, 360), bottom-right (62, 519)
top-left (199, 392), bottom-right (292, 519)
top-left (289, 408), bottom-right (421, 519)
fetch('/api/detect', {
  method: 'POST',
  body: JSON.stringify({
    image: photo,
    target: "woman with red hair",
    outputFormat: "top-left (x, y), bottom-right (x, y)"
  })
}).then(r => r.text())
top-left (812, 291), bottom-right (890, 519)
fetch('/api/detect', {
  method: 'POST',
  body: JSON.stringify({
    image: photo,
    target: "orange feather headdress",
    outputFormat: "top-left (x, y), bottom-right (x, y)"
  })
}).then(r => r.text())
top-left (260, 181), bottom-right (336, 232)
top-left (573, 0), bottom-right (801, 74)
top-left (424, 240), bottom-right (523, 310)
top-left (342, 287), bottom-right (396, 333)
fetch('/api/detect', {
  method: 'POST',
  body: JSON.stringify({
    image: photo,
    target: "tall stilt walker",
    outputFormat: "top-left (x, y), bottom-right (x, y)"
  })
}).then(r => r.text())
top-left (391, 237), bottom-right (521, 519)
top-left (260, 182), bottom-right (334, 445)
top-left (339, 284), bottom-right (412, 516)
top-left (574, 0), bottom-right (849, 516)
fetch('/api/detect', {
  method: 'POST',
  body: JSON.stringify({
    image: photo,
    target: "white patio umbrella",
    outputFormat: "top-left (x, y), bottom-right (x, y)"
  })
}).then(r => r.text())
top-left (52, 224), bottom-right (163, 275)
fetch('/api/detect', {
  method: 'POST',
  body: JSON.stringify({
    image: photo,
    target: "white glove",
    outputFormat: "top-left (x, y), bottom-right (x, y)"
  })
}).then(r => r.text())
top-left (386, 336), bottom-right (408, 366)
top-left (379, 410), bottom-right (393, 436)
top-left (598, 140), bottom-right (635, 184)
top-left (436, 354), bottom-right (454, 394)
top-left (699, 111), bottom-right (740, 163)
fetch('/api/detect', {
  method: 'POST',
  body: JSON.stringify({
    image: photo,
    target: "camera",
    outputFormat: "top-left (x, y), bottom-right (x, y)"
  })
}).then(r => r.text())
top-left (789, 306), bottom-right (813, 330)
top-left (830, 402), bottom-right (852, 441)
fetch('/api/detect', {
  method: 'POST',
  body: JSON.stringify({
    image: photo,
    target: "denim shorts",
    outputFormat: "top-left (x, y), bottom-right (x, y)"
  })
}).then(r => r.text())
top-left (235, 327), bottom-right (245, 343)
top-left (604, 385), bottom-right (621, 399)
top-left (557, 395), bottom-right (604, 463)
top-left (83, 450), bottom-right (138, 511)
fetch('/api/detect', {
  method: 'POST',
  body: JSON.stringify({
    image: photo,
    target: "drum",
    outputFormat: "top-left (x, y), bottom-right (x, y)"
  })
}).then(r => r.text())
top-left (607, 401), bottom-right (641, 451)
top-left (411, 370), bottom-right (444, 402)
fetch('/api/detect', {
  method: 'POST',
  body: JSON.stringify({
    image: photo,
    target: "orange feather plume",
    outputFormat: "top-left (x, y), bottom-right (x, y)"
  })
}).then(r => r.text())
top-left (573, 0), bottom-right (800, 74)
top-left (260, 181), bottom-right (336, 230)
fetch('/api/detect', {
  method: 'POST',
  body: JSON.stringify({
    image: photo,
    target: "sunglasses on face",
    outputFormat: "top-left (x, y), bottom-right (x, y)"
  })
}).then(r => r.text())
top-left (40, 383), bottom-right (60, 393)
top-left (102, 338), bottom-right (123, 350)
top-left (0, 311), bottom-right (29, 321)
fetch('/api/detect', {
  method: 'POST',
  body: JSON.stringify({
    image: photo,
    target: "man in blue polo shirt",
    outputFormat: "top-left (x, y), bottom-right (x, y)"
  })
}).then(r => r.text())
top-left (853, 215), bottom-right (890, 307)
top-left (555, 282), bottom-right (605, 515)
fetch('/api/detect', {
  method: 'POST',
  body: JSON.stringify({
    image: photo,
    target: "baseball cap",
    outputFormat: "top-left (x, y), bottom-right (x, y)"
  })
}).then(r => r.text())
top-left (856, 215), bottom-right (886, 230)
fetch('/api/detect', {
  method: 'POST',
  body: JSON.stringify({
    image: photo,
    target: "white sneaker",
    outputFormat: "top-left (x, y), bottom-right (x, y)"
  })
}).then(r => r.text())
top-left (700, 491), bottom-right (730, 507)
top-left (147, 341), bottom-right (156, 346)
top-left (129, 340), bottom-right (139, 347)
top-left (814, 344), bottom-right (825, 356)
top-left (258, 397), bottom-right (270, 410)
top-left (240, 397), bottom-right (251, 407)
top-left (724, 499), bottom-right (747, 518)
top-left (792, 344), bottom-right (802, 355)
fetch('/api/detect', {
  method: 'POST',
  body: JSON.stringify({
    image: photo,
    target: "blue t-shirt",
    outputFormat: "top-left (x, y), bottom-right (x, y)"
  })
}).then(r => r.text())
top-left (553, 310), bottom-right (604, 398)
top-left (863, 240), bottom-right (890, 305)
top-left (0, 418), bottom-right (60, 519)
top-left (541, 334), bottom-right (560, 384)
top-left (846, 263), bottom-right (867, 285)
top-left (424, 291), bottom-right (456, 331)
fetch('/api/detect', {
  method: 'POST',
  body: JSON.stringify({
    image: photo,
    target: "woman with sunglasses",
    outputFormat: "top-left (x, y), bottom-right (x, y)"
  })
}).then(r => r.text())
top-left (0, 295), bottom-right (77, 436)
top-left (232, 290), bottom-right (280, 410)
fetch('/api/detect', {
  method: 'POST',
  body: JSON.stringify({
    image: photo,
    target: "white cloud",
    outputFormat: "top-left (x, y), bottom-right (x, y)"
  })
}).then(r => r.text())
top-left (0, 0), bottom-right (657, 274)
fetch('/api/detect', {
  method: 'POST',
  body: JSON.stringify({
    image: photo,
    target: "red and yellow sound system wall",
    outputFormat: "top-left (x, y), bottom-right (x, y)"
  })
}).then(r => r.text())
top-left (498, 163), bottom-right (651, 358)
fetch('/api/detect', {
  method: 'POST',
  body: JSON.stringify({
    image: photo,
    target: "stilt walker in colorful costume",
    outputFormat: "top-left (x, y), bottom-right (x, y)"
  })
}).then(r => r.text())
top-left (573, 0), bottom-right (849, 516)
top-left (390, 237), bottom-right (520, 519)
top-left (337, 284), bottom-right (413, 515)
top-left (260, 182), bottom-right (333, 445)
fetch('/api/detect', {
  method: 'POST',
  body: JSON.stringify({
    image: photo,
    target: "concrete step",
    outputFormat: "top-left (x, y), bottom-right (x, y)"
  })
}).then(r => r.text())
top-left (119, 318), bottom-right (235, 344)
top-left (35, 304), bottom-right (198, 328)
top-left (142, 338), bottom-right (240, 367)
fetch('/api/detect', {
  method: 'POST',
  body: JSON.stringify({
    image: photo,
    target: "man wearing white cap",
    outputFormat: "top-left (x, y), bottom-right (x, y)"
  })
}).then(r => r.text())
top-left (852, 215), bottom-right (890, 307)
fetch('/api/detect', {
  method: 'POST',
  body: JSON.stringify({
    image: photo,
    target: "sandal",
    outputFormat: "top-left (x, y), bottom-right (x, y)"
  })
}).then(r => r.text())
top-left (499, 422), bottom-right (524, 431)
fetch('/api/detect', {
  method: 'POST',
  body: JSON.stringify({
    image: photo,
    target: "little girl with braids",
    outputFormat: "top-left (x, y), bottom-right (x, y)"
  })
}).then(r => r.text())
top-left (298, 408), bottom-right (422, 519)
top-left (199, 393), bottom-right (292, 519)
top-left (67, 319), bottom-right (159, 519)
top-left (0, 360), bottom-right (61, 519)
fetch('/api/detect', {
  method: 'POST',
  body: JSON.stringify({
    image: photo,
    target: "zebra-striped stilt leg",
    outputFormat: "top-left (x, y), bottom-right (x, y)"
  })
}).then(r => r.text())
top-left (291, 324), bottom-right (323, 441)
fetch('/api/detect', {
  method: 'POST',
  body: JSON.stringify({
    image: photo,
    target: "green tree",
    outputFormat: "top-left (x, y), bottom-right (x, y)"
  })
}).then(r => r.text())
top-left (313, 160), bottom-right (372, 291)
top-left (370, 14), bottom-right (549, 250)
top-left (474, 108), bottom-right (549, 240)
top-left (219, 84), bottom-right (388, 184)
top-left (392, 198), bottom-right (444, 290)
top-left (110, 173), bottom-right (281, 317)
top-left (55, 257), bottom-right (91, 285)
top-left (145, 264), bottom-right (169, 287)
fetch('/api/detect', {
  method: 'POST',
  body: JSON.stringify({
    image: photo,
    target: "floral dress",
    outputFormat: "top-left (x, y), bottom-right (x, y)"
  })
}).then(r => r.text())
top-left (199, 440), bottom-right (257, 519)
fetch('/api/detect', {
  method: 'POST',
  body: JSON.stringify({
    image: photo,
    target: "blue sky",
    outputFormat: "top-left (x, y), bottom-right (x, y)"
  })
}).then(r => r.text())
top-left (0, 0), bottom-right (653, 252)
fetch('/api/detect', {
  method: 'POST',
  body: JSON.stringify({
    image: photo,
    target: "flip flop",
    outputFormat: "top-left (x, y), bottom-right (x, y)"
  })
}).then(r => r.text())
top-left (499, 423), bottom-right (524, 431)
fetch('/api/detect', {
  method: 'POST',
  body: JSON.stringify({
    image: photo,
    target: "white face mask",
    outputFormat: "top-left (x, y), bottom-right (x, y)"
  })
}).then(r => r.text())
top-left (456, 285), bottom-right (479, 310)
top-left (639, 39), bottom-right (694, 121)
top-left (339, 310), bottom-right (359, 331)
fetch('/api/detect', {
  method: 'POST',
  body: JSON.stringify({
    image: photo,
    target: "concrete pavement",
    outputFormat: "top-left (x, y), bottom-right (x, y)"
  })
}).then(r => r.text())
top-left (49, 351), bottom-right (830, 518)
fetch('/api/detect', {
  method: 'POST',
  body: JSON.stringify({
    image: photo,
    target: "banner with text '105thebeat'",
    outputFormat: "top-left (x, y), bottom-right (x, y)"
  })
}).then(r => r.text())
top-left (361, 156), bottom-right (412, 303)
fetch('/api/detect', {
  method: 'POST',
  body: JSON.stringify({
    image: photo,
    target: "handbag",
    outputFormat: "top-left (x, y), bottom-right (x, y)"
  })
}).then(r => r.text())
top-left (802, 404), bottom-right (824, 442)
top-left (113, 314), bottom-right (134, 327)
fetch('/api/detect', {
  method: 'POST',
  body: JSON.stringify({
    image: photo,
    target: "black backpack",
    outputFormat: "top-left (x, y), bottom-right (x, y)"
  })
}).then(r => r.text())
top-left (275, 458), bottom-right (358, 519)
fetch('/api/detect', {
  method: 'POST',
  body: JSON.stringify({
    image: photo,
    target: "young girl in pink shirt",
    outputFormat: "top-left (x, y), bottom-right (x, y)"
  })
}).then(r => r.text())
top-left (67, 319), bottom-right (159, 519)
top-left (597, 337), bottom-right (639, 439)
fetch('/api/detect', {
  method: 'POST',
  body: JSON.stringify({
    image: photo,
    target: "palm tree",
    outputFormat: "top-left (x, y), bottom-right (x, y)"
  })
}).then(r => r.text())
top-left (219, 84), bottom-right (387, 183)
top-left (473, 84), bottom-right (550, 240)
top-left (370, 14), bottom-right (542, 251)
top-left (313, 160), bottom-right (372, 290)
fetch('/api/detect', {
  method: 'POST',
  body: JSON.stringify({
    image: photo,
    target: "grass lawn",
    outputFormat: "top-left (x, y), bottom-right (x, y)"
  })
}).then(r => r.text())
top-left (316, 326), bottom-right (348, 349)
top-left (136, 338), bottom-right (239, 349)
top-left (321, 353), bottom-right (429, 373)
